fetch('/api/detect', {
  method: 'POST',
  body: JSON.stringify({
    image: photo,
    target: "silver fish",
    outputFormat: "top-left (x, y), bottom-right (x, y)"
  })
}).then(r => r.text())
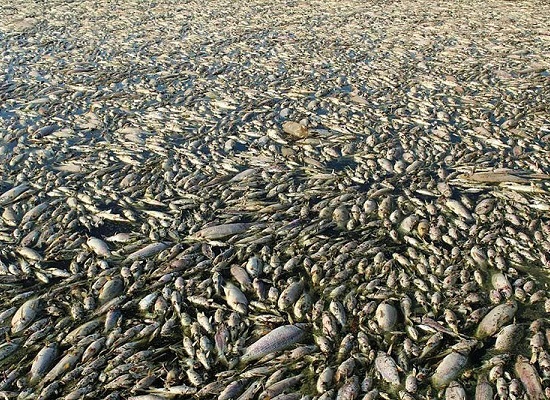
top-left (241, 324), bottom-right (307, 363)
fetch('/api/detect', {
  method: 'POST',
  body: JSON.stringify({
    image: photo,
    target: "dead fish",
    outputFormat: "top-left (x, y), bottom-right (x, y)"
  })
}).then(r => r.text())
top-left (32, 124), bottom-right (58, 139)
top-left (374, 351), bottom-right (400, 386)
top-left (16, 247), bottom-right (43, 261)
top-left (445, 381), bottom-right (466, 400)
top-left (87, 237), bottom-right (112, 258)
top-left (229, 168), bottom-right (258, 182)
top-left (475, 301), bottom-right (517, 339)
top-left (375, 302), bottom-right (398, 332)
top-left (29, 342), bottom-right (58, 385)
top-left (12, 297), bottom-right (41, 334)
top-left (20, 202), bottom-right (49, 225)
top-left (0, 338), bottom-right (23, 364)
top-left (105, 233), bottom-right (133, 243)
top-left (399, 214), bottom-right (419, 234)
top-left (218, 379), bottom-right (247, 400)
top-left (125, 242), bottom-right (168, 262)
top-left (98, 279), bottom-right (124, 303)
top-left (241, 324), bottom-right (307, 363)
top-left (0, 183), bottom-right (30, 206)
top-left (445, 199), bottom-right (473, 222)
top-left (317, 367), bottom-right (334, 394)
top-left (474, 198), bottom-right (496, 216)
top-left (223, 282), bottom-right (249, 314)
top-left (277, 280), bottom-right (304, 310)
top-left (191, 223), bottom-right (257, 241)
top-left (431, 351), bottom-right (468, 389)
top-left (494, 324), bottom-right (523, 352)
top-left (515, 355), bottom-right (544, 399)
top-left (147, 384), bottom-right (197, 396)
top-left (42, 348), bottom-right (83, 384)
top-left (474, 375), bottom-right (494, 400)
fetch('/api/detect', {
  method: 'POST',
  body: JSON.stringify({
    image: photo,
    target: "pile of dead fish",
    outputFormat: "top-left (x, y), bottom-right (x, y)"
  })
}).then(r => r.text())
top-left (1, 0), bottom-right (550, 399)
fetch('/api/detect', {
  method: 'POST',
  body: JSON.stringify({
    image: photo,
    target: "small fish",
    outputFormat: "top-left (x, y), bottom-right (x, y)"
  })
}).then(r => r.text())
top-left (375, 302), bottom-right (397, 332)
top-left (515, 355), bottom-right (544, 399)
top-left (87, 237), bottom-right (112, 257)
top-left (191, 223), bottom-right (257, 241)
top-left (42, 348), bottom-right (83, 384)
top-left (0, 183), bottom-right (30, 206)
top-left (474, 375), bottom-right (494, 400)
top-left (16, 247), bottom-right (43, 261)
top-left (431, 352), bottom-right (468, 389)
top-left (29, 342), bottom-right (58, 385)
top-left (374, 351), bottom-right (400, 386)
top-left (0, 338), bottom-right (23, 363)
top-left (445, 199), bottom-right (473, 222)
top-left (12, 297), bottom-right (41, 334)
top-left (21, 202), bottom-right (49, 224)
top-left (223, 282), bottom-right (248, 314)
top-left (125, 242), bottom-right (167, 262)
top-left (475, 302), bottom-right (517, 339)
